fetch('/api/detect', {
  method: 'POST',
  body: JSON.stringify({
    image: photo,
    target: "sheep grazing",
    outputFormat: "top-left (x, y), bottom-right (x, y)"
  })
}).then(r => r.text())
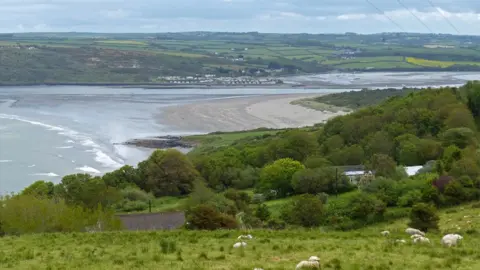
top-left (413, 236), bottom-right (430, 244)
top-left (441, 234), bottom-right (463, 247)
top-left (395, 239), bottom-right (407, 244)
top-left (233, 242), bottom-right (247, 248)
top-left (405, 228), bottom-right (425, 236)
top-left (410, 234), bottom-right (423, 239)
top-left (296, 256), bottom-right (320, 269)
top-left (238, 234), bottom-right (253, 240)
top-left (380, 230), bottom-right (390, 236)
top-left (253, 268), bottom-right (264, 270)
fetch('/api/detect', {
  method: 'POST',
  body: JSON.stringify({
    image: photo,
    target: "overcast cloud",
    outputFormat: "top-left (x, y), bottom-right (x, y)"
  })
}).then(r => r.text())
top-left (1, 0), bottom-right (480, 34)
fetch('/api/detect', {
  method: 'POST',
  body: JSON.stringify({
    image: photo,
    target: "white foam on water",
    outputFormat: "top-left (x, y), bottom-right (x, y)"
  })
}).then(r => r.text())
top-left (28, 164), bottom-right (36, 168)
top-left (30, 172), bottom-right (59, 177)
top-left (93, 150), bottom-right (123, 169)
top-left (56, 146), bottom-right (73, 149)
top-left (0, 113), bottom-right (124, 169)
top-left (75, 166), bottom-right (101, 174)
top-left (0, 160), bottom-right (12, 163)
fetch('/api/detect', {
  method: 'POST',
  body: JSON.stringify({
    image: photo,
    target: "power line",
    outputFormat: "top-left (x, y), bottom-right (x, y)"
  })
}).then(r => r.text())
top-left (425, 0), bottom-right (460, 34)
top-left (396, 0), bottom-right (434, 33)
top-left (365, 0), bottom-right (405, 32)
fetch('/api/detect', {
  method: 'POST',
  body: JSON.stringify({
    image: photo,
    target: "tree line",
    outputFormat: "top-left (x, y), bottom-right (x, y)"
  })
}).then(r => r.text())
top-left (5, 81), bottom-right (480, 234)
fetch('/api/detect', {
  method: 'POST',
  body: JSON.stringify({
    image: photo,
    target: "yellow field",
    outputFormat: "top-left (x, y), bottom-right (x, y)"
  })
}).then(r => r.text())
top-left (406, 57), bottom-right (480, 68)
top-left (406, 57), bottom-right (456, 68)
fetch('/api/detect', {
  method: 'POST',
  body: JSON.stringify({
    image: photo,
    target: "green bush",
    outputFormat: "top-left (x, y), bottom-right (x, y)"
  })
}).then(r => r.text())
top-left (347, 193), bottom-right (386, 222)
top-left (0, 195), bottom-right (122, 235)
top-left (120, 187), bottom-right (153, 202)
top-left (266, 219), bottom-right (286, 230)
top-left (362, 177), bottom-right (399, 206)
top-left (281, 194), bottom-right (324, 227)
top-left (116, 200), bottom-right (149, 212)
top-left (408, 203), bottom-right (439, 232)
top-left (186, 204), bottom-right (238, 230)
top-left (398, 190), bottom-right (423, 207)
top-left (444, 180), bottom-right (467, 205)
top-left (254, 204), bottom-right (271, 222)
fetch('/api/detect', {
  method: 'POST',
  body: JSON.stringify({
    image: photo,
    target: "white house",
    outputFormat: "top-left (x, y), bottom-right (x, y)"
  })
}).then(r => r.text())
top-left (343, 165), bottom-right (423, 185)
top-left (405, 166), bottom-right (423, 176)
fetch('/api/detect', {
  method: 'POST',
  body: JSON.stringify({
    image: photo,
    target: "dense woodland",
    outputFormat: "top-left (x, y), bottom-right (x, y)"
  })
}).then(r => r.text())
top-left (3, 81), bottom-right (480, 234)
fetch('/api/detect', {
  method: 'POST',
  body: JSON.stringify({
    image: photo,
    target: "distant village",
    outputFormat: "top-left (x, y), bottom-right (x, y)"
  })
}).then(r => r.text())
top-left (156, 74), bottom-right (283, 85)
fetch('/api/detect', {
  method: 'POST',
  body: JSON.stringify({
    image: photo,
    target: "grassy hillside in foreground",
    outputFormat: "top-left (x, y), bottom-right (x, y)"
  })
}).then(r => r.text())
top-left (3, 203), bottom-right (480, 270)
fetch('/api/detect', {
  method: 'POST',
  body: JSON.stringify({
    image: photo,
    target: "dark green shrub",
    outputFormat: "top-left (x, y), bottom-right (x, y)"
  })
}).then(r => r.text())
top-left (281, 194), bottom-right (324, 227)
top-left (186, 204), bottom-right (238, 230)
top-left (266, 219), bottom-right (286, 230)
top-left (444, 181), bottom-right (467, 205)
top-left (347, 193), bottom-right (386, 222)
top-left (398, 190), bottom-right (423, 207)
top-left (254, 204), bottom-right (271, 222)
top-left (408, 203), bottom-right (439, 232)
top-left (116, 200), bottom-right (149, 212)
top-left (120, 187), bottom-right (153, 202)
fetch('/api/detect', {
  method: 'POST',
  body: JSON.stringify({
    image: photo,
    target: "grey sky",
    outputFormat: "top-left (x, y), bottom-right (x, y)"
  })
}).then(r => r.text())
top-left (1, 0), bottom-right (479, 34)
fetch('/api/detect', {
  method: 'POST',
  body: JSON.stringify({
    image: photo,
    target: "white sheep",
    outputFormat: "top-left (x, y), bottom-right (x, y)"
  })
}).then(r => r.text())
top-left (233, 242), bottom-right (247, 248)
top-left (413, 236), bottom-right (430, 244)
top-left (410, 234), bottom-right (423, 239)
top-left (395, 239), bottom-right (407, 244)
top-left (296, 256), bottom-right (320, 269)
top-left (405, 228), bottom-right (425, 236)
top-left (441, 234), bottom-right (463, 247)
top-left (238, 234), bottom-right (253, 240)
top-left (380, 230), bottom-right (390, 236)
top-left (253, 268), bottom-right (264, 270)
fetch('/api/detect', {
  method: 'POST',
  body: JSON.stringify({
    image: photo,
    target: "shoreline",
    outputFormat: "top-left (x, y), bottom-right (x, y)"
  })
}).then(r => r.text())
top-left (123, 93), bottom-right (347, 149)
top-left (0, 71), bottom-right (476, 89)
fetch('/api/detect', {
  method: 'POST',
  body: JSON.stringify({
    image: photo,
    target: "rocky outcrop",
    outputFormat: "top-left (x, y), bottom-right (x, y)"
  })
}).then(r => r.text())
top-left (118, 136), bottom-right (193, 149)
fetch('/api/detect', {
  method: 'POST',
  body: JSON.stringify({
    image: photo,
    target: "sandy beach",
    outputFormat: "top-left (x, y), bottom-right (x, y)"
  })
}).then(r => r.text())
top-left (157, 94), bottom-right (347, 133)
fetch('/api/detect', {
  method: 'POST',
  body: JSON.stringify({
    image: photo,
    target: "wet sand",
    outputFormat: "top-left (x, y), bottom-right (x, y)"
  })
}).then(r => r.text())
top-left (157, 94), bottom-right (347, 133)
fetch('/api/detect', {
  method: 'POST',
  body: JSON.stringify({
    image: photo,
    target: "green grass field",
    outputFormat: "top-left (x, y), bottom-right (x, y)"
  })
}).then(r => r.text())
top-left (183, 129), bottom-right (282, 154)
top-left (290, 98), bottom-right (350, 113)
top-left (2, 202), bottom-right (480, 270)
